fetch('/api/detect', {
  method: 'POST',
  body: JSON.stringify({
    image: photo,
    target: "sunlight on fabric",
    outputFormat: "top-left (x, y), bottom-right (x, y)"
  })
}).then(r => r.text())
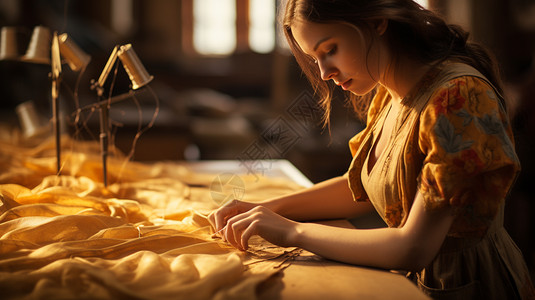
top-left (249, 0), bottom-right (276, 53)
top-left (193, 0), bottom-right (236, 55)
top-left (0, 130), bottom-right (305, 299)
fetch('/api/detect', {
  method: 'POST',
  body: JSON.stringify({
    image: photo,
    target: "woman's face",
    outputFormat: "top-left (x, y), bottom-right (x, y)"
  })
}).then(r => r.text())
top-left (291, 19), bottom-right (386, 96)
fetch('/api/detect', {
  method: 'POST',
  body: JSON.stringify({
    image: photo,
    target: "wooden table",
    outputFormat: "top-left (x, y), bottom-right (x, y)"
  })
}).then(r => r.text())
top-left (257, 219), bottom-right (429, 300)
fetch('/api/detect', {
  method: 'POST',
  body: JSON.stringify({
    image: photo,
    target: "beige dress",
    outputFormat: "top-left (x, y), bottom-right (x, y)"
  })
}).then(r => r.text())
top-left (351, 62), bottom-right (535, 299)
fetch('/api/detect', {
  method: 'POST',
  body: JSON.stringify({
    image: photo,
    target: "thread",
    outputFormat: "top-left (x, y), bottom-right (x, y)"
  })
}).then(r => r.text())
top-left (116, 85), bottom-right (160, 182)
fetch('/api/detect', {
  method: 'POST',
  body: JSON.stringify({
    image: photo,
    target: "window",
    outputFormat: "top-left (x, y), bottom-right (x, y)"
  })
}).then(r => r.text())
top-left (193, 0), bottom-right (236, 55)
top-left (249, 0), bottom-right (276, 53)
top-left (187, 0), bottom-right (277, 56)
top-left (186, 1), bottom-right (428, 56)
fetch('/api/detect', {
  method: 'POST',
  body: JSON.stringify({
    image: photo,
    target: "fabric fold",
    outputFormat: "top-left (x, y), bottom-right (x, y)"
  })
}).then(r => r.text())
top-left (0, 133), bottom-right (302, 299)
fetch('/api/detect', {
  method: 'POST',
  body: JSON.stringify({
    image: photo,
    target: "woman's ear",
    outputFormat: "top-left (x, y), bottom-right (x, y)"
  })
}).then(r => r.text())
top-left (375, 19), bottom-right (388, 36)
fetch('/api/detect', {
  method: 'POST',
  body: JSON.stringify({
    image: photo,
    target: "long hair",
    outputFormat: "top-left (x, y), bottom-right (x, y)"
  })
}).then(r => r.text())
top-left (283, 0), bottom-right (504, 126)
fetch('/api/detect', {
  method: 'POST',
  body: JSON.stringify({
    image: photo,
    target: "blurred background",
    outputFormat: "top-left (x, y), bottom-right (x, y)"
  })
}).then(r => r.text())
top-left (0, 0), bottom-right (534, 278)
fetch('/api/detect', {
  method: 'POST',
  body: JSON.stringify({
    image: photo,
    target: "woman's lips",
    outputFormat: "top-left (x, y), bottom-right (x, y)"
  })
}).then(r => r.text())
top-left (340, 79), bottom-right (352, 90)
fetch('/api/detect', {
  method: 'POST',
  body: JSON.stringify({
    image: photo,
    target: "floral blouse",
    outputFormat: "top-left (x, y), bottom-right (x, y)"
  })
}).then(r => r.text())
top-left (347, 63), bottom-right (520, 237)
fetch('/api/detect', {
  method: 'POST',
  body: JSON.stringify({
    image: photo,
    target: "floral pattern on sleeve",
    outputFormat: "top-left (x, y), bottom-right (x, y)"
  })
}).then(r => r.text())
top-left (418, 76), bottom-right (520, 237)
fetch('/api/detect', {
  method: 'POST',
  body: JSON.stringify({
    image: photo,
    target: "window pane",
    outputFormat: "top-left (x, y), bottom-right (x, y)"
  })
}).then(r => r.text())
top-left (249, 0), bottom-right (275, 53)
top-left (193, 0), bottom-right (236, 55)
top-left (111, 0), bottom-right (134, 35)
top-left (276, 0), bottom-right (290, 50)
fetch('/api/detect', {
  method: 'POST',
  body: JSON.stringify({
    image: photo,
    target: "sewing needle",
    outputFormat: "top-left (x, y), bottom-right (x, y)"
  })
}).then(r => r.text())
top-left (211, 226), bottom-right (227, 238)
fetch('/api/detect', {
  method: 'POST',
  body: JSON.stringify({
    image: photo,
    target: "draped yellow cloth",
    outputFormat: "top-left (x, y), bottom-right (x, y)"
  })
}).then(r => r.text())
top-left (0, 128), bottom-right (303, 300)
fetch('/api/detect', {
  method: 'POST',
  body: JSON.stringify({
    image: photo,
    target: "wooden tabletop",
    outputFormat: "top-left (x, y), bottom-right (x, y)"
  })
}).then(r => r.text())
top-left (257, 220), bottom-right (430, 300)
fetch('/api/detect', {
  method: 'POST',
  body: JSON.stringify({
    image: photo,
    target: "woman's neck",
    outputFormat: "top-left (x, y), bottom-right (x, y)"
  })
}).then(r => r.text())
top-left (381, 57), bottom-right (434, 106)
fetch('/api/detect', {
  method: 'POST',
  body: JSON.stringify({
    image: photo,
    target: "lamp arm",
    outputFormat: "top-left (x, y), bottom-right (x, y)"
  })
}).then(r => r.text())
top-left (77, 90), bottom-right (137, 113)
top-left (91, 45), bottom-right (119, 97)
top-left (81, 89), bottom-right (138, 187)
top-left (51, 32), bottom-right (62, 174)
top-left (99, 100), bottom-right (109, 187)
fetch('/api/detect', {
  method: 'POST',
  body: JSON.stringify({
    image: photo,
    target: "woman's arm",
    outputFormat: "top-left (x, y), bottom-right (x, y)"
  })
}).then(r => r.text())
top-left (292, 191), bottom-right (454, 270)
top-left (209, 175), bottom-right (374, 232)
top-left (265, 175), bottom-right (373, 221)
top-left (223, 190), bottom-right (454, 271)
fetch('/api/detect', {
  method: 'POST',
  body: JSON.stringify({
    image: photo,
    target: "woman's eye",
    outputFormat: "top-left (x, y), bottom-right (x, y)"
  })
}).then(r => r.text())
top-left (327, 45), bottom-right (337, 56)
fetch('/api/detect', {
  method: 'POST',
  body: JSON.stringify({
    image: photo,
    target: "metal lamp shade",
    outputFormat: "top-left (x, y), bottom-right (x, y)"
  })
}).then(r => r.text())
top-left (16, 101), bottom-right (47, 138)
top-left (58, 33), bottom-right (90, 71)
top-left (117, 44), bottom-right (153, 90)
top-left (22, 26), bottom-right (51, 64)
top-left (0, 27), bottom-right (19, 60)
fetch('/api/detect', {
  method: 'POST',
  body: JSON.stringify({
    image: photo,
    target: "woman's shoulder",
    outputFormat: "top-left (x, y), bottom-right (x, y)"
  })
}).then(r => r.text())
top-left (428, 62), bottom-right (501, 102)
top-left (422, 72), bottom-right (505, 121)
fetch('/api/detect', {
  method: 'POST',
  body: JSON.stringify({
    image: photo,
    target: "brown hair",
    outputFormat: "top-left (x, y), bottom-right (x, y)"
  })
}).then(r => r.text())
top-left (283, 0), bottom-right (504, 126)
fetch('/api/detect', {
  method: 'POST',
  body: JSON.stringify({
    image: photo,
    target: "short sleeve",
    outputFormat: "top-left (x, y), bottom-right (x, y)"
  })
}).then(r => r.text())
top-left (417, 76), bottom-right (520, 237)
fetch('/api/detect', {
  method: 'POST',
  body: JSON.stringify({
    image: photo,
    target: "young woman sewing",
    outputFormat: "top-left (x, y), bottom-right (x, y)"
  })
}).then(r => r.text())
top-left (208, 1), bottom-right (535, 298)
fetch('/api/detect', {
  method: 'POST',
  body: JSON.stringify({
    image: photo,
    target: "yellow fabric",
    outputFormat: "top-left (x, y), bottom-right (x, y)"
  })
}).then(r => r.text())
top-left (359, 100), bottom-right (398, 225)
top-left (347, 62), bottom-right (520, 236)
top-left (0, 131), bottom-right (303, 300)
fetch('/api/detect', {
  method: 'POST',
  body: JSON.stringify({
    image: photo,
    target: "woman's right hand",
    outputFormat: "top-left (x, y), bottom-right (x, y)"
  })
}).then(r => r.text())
top-left (207, 199), bottom-right (259, 233)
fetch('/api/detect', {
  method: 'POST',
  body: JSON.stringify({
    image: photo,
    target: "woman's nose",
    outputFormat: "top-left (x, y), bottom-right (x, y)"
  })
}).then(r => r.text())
top-left (318, 60), bottom-right (337, 81)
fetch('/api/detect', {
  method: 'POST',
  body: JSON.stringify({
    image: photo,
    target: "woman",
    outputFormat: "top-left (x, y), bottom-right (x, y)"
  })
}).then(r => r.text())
top-left (208, 0), bottom-right (535, 298)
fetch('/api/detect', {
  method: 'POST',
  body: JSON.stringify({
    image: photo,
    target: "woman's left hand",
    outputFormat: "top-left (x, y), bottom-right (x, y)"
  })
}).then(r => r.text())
top-left (218, 206), bottom-right (299, 251)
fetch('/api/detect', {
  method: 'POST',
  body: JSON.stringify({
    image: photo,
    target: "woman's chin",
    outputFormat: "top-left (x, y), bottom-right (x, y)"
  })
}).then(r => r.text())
top-left (346, 84), bottom-right (378, 96)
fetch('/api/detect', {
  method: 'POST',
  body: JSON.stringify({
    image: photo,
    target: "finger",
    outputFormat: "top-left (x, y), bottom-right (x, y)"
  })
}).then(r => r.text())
top-left (240, 219), bottom-right (260, 250)
top-left (213, 202), bottom-right (237, 232)
top-left (224, 215), bottom-right (244, 249)
top-left (207, 211), bottom-right (216, 230)
top-left (225, 212), bottom-right (255, 250)
top-left (233, 207), bottom-right (263, 248)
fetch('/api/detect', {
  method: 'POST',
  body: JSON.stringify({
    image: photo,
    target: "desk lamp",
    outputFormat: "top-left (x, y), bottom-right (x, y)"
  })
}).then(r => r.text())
top-left (19, 26), bottom-right (90, 174)
top-left (90, 44), bottom-right (153, 187)
top-left (51, 32), bottom-right (91, 174)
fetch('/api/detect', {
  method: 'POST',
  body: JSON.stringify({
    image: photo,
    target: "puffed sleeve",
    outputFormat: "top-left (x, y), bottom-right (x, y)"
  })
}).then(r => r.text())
top-left (417, 76), bottom-right (520, 237)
